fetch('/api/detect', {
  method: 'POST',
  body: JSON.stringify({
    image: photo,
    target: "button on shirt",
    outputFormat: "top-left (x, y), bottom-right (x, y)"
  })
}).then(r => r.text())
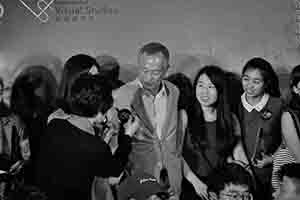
top-left (138, 81), bottom-right (168, 140)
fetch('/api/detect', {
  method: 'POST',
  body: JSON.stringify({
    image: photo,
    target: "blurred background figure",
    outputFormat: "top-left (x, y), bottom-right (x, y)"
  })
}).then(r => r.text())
top-left (96, 54), bottom-right (125, 90)
top-left (0, 77), bottom-right (10, 117)
top-left (165, 72), bottom-right (193, 115)
top-left (10, 65), bottom-right (58, 184)
top-left (225, 71), bottom-right (243, 117)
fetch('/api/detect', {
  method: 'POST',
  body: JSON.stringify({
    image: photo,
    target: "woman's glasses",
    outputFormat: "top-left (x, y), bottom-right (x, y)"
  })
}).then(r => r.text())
top-left (219, 191), bottom-right (252, 200)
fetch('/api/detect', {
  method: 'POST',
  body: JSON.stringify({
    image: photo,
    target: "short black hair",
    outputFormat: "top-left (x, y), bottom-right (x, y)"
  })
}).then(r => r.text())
top-left (138, 42), bottom-right (170, 61)
top-left (278, 163), bottom-right (300, 181)
top-left (278, 163), bottom-right (300, 194)
top-left (95, 54), bottom-right (120, 80)
top-left (59, 54), bottom-right (101, 100)
top-left (67, 73), bottom-right (113, 117)
top-left (208, 163), bottom-right (255, 195)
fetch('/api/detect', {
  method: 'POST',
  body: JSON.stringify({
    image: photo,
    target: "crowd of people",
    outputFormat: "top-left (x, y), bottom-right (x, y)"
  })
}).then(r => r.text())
top-left (0, 42), bottom-right (300, 200)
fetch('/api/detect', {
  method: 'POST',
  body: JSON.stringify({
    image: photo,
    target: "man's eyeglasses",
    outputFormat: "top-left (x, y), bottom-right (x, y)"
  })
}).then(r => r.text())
top-left (219, 191), bottom-right (252, 200)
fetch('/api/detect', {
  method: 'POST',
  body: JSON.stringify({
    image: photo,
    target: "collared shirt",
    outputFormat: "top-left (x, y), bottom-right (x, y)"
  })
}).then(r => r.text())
top-left (241, 93), bottom-right (270, 112)
top-left (137, 80), bottom-right (168, 139)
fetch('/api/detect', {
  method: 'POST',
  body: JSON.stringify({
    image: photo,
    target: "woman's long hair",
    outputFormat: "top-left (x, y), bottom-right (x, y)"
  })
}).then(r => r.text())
top-left (242, 57), bottom-right (281, 98)
top-left (189, 66), bottom-right (237, 156)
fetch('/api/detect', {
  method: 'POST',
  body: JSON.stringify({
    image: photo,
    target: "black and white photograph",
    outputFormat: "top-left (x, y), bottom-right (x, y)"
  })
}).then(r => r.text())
top-left (0, 1), bottom-right (300, 200)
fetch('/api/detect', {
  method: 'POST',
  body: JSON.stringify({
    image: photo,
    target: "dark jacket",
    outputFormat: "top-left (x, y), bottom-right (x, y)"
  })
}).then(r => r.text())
top-left (35, 118), bottom-right (131, 200)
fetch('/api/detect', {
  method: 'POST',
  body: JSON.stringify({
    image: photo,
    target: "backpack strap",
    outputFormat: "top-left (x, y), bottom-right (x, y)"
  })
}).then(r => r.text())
top-left (237, 103), bottom-right (261, 194)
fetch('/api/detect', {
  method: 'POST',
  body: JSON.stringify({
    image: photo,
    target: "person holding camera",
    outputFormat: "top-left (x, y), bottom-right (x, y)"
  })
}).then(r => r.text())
top-left (35, 73), bottom-right (139, 200)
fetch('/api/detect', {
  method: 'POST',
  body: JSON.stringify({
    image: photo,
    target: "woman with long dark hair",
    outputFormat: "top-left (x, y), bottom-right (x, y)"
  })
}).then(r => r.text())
top-left (237, 57), bottom-right (284, 200)
top-left (183, 65), bottom-right (240, 199)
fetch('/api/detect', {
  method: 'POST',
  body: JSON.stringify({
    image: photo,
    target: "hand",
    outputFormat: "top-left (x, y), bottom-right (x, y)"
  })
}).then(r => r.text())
top-left (167, 188), bottom-right (176, 198)
top-left (272, 189), bottom-right (280, 200)
top-left (191, 178), bottom-right (209, 200)
top-left (253, 153), bottom-right (273, 168)
top-left (103, 123), bottom-right (118, 144)
top-left (20, 138), bottom-right (30, 160)
top-left (124, 115), bottom-right (140, 137)
top-left (108, 172), bottom-right (123, 185)
top-left (208, 192), bottom-right (218, 200)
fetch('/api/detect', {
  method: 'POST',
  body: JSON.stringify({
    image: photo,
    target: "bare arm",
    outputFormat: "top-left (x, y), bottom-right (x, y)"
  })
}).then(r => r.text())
top-left (180, 110), bottom-right (208, 199)
top-left (281, 111), bottom-right (300, 162)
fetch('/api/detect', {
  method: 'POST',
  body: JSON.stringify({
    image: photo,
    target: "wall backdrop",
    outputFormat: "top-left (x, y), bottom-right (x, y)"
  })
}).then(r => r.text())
top-left (0, 0), bottom-right (299, 92)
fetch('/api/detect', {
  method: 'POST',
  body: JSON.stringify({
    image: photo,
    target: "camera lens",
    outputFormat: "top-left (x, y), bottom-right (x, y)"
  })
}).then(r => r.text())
top-left (118, 108), bottom-right (132, 124)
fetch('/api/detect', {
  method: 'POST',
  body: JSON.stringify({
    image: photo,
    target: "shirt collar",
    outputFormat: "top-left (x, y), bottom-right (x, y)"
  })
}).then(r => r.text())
top-left (48, 108), bottom-right (95, 135)
top-left (136, 79), bottom-right (169, 97)
top-left (241, 93), bottom-right (269, 112)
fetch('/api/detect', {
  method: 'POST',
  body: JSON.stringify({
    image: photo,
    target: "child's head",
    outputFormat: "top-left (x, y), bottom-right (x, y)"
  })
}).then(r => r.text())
top-left (208, 163), bottom-right (254, 200)
top-left (277, 163), bottom-right (300, 200)
top-left (118, 172), bottom-right (170, 200)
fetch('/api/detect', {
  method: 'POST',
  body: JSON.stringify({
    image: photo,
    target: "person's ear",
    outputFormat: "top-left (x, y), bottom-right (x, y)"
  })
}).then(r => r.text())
top-left (163, 64), bottom-right (170, 77)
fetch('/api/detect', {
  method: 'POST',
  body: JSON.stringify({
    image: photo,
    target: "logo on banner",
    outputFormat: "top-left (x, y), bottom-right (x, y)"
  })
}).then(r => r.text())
top-left (19, 0), bottom-right (55, 23)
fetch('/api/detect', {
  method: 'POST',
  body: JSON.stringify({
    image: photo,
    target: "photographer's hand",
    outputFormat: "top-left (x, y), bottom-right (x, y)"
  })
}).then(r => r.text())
top-left (103, 125), bottom-right (117, 144)
top-left (124, 115), bottom-right (140, 137)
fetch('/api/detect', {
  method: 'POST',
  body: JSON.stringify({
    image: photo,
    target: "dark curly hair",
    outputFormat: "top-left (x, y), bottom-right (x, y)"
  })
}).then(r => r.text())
top-left (67, 73), bottom-right (113, 117)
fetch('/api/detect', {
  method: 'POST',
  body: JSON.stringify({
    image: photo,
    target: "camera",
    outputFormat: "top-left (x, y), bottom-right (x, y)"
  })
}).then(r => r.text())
top-left (94, 108), bottom-right (134, 139)
top-left (117, 108), bottom-right (133, 125)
